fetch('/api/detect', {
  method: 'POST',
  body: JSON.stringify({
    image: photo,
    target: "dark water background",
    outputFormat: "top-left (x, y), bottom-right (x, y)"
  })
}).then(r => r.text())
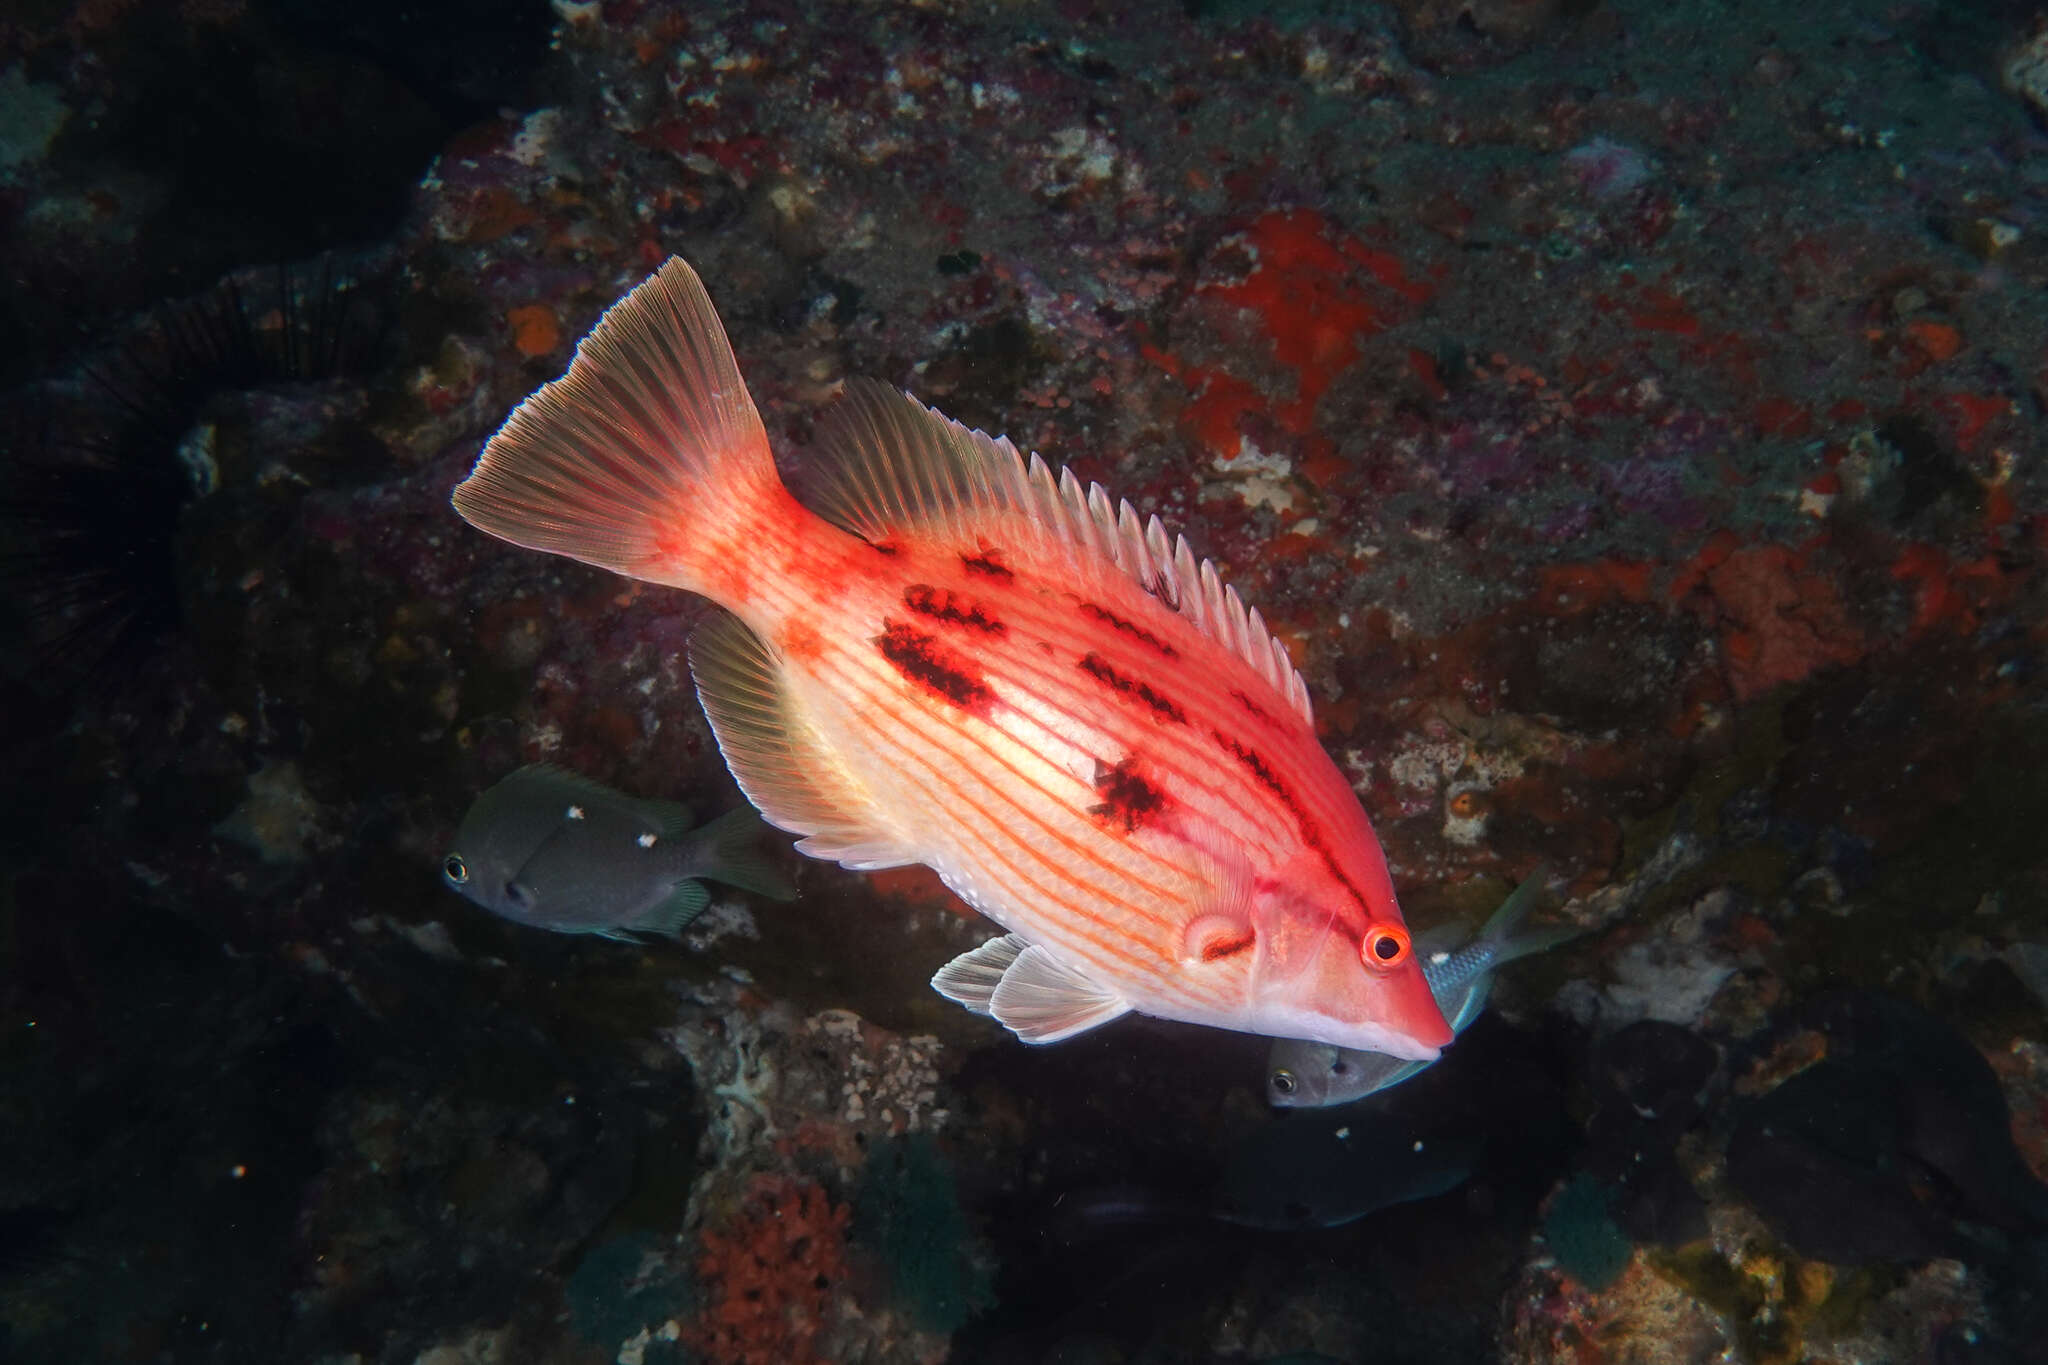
top-left (3, 2), bottom-right (2048, 1362)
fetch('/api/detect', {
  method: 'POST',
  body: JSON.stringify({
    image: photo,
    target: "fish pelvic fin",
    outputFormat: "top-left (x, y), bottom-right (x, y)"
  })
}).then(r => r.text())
top-left (986, 944), bottom-right (1131, 1044)
top-left (452, 257), bottom-right (799, 596)
top-left (931, 933), bottom-right (1028, 1016)
top-left (689, 610), bottom-right (919, 870)
top-left (680, 805), bottom-right (799, 902)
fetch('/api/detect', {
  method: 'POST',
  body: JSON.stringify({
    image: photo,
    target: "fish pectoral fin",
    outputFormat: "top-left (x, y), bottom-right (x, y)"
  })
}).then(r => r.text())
top-left (631, 880), bottom-right (711, 939)
top-left (689, 610), bottom-right (918, 871)
top-left (986, 944), bottom-right (1131, 1044)
top-left (930, 933), bottom-right (1029, 1016)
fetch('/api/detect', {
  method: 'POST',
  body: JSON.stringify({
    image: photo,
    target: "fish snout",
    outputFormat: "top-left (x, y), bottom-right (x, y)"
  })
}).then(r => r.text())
top-left (1384, 960), bottom-right (1455, 1053)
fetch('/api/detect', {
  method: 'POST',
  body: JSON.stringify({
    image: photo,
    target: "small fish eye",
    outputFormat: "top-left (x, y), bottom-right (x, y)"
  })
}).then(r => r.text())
top-left (1360, 924), bottom-right (1412, 970)
top-left (442, 854), bottom-right (468, 884)
top-left (1271, 1070), bottom-right (1297, 1095)
top-left (1331, 1059), bottom-right (1351, 1076)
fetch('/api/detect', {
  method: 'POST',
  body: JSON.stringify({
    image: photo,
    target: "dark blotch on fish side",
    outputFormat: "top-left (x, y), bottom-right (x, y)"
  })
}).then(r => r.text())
top-left (1727, 991), bottom-right (2048, 1266)
top-left (1089, 755), bottom-right (1166, 834)
top-left (960, 547), bottom-right (1015, 581)
top-left (877, 619), bottom-right (993, 711)
top-left (903, 584), bottom-right (1005, 636)
top-left (1076, 600), bottom-right (1179, 658)
top-left (1228, 688), bottom-right (1276, 725)
top-left (1078, 652), bottom-right (1187, 724)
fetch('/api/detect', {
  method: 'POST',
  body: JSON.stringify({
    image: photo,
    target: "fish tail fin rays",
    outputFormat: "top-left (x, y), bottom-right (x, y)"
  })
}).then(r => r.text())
top-left (452, 257), bottom-right (792, 593)
top-left (1474, 863), bottom-right (1579, 967)
top-left (687, 610), bottom-right (920, 871)
top-left (677, 805), bottom-right (799, 902)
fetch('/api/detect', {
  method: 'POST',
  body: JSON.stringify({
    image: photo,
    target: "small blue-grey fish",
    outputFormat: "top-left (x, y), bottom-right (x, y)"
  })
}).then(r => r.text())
top-left (441, 764), bottom-right (796, 939)
top-left (1266, 868), bottom-right (1573, 1107)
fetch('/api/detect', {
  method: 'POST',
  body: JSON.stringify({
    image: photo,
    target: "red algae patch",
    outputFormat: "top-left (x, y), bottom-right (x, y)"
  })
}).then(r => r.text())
top-left (1687, 544), bottom-right (1864, 701)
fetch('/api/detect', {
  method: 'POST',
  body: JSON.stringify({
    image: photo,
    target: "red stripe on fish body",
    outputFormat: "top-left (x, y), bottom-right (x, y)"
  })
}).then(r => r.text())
top-left (451, 258), bottom-right (1449, 1059)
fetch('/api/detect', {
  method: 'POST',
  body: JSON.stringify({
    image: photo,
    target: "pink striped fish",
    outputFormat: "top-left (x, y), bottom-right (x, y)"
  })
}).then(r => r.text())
top-left (453, 258), bottom-right (1451, 1059)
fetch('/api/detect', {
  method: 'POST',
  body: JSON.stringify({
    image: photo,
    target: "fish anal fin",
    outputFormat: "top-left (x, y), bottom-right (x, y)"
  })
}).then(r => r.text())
top-left (688, 609), bottom-right (917, 871)
top-left (803, 381), bottom-right (1314, 724)
top-left (930, 933), bottom-right (1028, 1016)
top-left (634, 880), bottom-right (710, 939)
top-left (987, 944), bottom-right (1131, 1044)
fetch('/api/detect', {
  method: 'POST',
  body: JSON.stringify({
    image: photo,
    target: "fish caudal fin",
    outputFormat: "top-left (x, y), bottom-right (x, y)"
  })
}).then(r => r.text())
top-left (452, 258), bottom-right (787, 593)
top-left (679, 805), bottom-right (799, 902)
top-left (1476, 863), bottom-right (1580, 968)
top-left (688, 610), bottom-right (919, 870)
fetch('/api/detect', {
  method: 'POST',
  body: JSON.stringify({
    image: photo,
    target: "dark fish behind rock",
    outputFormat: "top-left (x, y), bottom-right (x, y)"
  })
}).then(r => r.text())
top-left (441, 764), bottom-right (795, 939)
top-left (1727, 991), bottom-right (2048, 1266)
top-left (1045, 1110), bottom-right (1478, 1239)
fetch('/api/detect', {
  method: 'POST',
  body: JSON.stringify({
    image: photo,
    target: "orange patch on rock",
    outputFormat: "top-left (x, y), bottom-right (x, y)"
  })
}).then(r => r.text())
top-left (1698, 545), bottom-right (1862, 700)
top-left (1905, 319), bottom-right (1963, 363)
top-left (1536, 558), bottom-right (1654, 615)
top-left (506, 304), bottom-right (562, 358)
top-left (1148, 210), bottom-right (1432, 457)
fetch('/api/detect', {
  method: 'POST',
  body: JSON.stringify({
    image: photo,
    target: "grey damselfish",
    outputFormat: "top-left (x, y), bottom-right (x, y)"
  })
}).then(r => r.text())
top-left (1266, 868), bottom-right (1574, 1107)
top-left (441, 764), bottom-right (796, 940)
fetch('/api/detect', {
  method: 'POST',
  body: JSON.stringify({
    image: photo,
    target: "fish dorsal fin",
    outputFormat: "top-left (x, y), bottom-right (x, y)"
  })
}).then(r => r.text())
top-left (807, 380), bottom-right (1315, 725)
top-left (688, 609), bottom-right (919, 871)
top-left (502, 762), bottom-right (643, 818)
top-left (987, 944), bottom-right (1132, 1044)
top-left (930, 933), bottom-right (1028, 1016)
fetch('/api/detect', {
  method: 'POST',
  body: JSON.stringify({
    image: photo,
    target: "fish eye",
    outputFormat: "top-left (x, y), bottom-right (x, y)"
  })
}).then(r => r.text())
top-left (442, 854), bottom-right (469, 884)
top-left (1331, 1059), bottom-right (1351, 1076)
top-left (1271, 1070), bottom-right (1297, 1096)
top-left (1361, 923), bottom-right (1412, 970)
